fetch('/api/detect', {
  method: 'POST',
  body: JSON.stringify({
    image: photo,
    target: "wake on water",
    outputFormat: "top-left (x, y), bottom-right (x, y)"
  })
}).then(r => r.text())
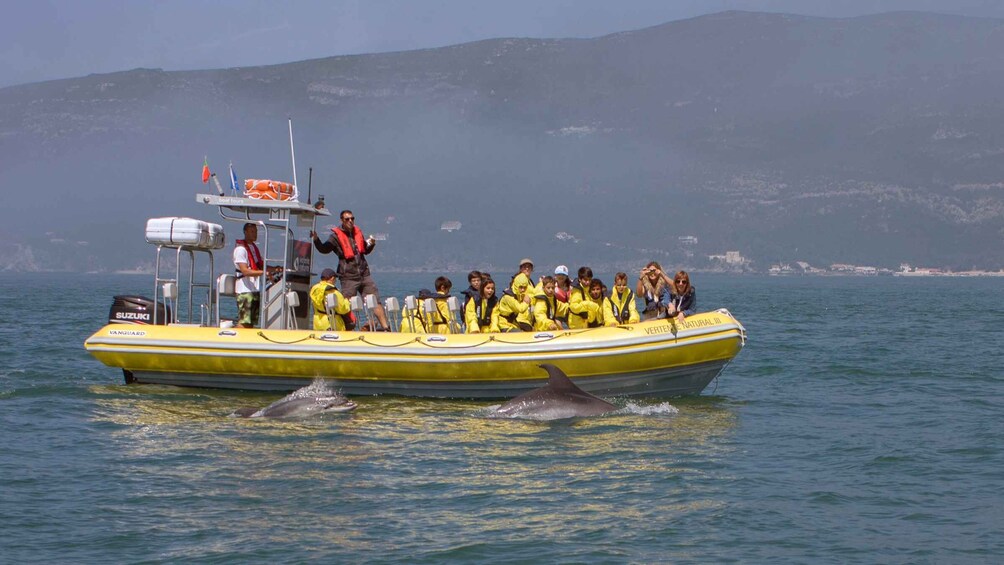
top-left (618, 401), bottom-right (680, 416)
top-left (284, 377), bottom-right (343, 400)
top-left (232, 378), bottom-right (354, 419)
top-left (479, 401), bottom-right (679, 421)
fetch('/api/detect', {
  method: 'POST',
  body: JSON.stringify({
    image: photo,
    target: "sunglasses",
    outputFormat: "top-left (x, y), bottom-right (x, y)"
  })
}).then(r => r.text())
top-left (676, 279), bottom-right (688, 284)
top-left (342, 216), bottom-right (355, 221)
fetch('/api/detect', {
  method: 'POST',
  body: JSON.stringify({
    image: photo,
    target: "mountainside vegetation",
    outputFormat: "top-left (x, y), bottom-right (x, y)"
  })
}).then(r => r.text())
top-left (3, 10), bottom-right (1004, 272)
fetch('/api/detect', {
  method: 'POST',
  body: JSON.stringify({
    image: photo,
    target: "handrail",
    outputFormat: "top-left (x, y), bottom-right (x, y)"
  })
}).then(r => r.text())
top-left (198, 193), bottom-right (328, 330)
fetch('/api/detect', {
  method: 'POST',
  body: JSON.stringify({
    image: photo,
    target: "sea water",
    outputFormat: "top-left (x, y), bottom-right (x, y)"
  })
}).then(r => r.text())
top-left (1, 273), bottom-right (1001, 563)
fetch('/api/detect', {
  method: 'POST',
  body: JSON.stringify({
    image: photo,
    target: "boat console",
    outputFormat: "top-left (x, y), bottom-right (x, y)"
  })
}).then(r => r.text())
top-left (109, 194), bottom-right (329, 330)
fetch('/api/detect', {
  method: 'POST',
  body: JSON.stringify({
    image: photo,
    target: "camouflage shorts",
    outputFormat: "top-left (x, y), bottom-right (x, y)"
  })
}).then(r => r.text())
top-left (237, 293), bottom-right (260, 327)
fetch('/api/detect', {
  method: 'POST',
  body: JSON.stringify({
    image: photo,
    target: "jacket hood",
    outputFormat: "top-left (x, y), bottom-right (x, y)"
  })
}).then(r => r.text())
top-left (510, 272), bottom-right (532, 295)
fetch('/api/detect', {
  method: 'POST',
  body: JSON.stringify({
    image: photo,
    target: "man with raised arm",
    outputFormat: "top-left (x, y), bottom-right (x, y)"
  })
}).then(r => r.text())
top-left (310, 209), bottom-right (390, 331)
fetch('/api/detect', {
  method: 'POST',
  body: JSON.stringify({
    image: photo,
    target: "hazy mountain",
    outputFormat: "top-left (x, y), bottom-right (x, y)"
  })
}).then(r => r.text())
top-left (3, 10), bottom-right (1004, 272)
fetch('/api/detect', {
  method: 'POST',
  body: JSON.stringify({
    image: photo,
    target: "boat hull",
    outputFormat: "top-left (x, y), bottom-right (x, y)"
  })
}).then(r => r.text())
top-left (85, 310), bottom-right (746, 398)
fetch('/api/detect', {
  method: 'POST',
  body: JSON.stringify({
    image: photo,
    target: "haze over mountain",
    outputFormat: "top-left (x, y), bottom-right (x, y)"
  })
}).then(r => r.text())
top-left (3, 10), bottom-right (1004, 272)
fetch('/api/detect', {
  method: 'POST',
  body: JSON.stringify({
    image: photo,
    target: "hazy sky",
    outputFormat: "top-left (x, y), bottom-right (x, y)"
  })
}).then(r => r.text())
top-left (2, 0), bottom-right (1003, 88)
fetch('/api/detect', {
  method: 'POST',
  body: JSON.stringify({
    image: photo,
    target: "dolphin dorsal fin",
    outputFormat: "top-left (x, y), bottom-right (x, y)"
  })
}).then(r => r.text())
top-left (540, 363), bottom-right (583, 394)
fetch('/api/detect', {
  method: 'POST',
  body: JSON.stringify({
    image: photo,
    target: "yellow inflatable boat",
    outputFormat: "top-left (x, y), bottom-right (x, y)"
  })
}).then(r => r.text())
top-left (83, 194), bottom-right (746, 398)
top-left (85, 310), bottom-right (746, 398)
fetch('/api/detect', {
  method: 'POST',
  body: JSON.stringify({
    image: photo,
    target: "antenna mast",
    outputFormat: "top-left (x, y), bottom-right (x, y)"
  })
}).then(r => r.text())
top-left (288, 118), bottom-right (299, 198)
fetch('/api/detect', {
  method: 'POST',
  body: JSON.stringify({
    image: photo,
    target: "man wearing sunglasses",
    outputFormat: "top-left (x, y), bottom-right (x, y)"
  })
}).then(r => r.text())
top-left (310, 210), bottom-right (390, 330)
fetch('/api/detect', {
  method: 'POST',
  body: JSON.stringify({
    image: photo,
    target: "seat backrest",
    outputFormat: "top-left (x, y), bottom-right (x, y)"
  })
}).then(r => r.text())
top-left (217, 274), bottom-right (237, 297)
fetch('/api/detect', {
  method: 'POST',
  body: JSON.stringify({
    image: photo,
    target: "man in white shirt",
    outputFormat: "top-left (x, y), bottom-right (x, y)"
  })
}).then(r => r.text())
top-left (233, 223), bottom-right (265, 328)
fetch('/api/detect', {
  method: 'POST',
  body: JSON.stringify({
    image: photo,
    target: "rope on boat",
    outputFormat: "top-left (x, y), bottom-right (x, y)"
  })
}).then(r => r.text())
top-left (415, 336), bottom-right (495, 349)
top-left (490, 332), bottom-right (565, 345)
top-left (256, 331), bottom-right (316, 345)
top-left (354, 335), bottom-right (425, 348)
top-left (715, 308), bottom-right (745, 344)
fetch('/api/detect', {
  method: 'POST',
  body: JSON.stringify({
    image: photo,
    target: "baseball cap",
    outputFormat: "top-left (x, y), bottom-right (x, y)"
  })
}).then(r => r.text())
top-left (519, 258), bottom-right (534, 268)
top-left (554, 265), bottom-right (569, 276)
top-left (320, 268), bottom-right (337, 279)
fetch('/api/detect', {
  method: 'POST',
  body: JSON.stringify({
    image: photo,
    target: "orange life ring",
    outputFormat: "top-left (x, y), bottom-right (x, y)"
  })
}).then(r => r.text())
top-left (244, 179), bottom-right (296, 201)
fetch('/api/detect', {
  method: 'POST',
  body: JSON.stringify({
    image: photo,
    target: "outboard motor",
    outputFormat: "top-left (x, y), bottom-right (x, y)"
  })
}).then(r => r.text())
top-left (108, 295), bottom-right (170, 325)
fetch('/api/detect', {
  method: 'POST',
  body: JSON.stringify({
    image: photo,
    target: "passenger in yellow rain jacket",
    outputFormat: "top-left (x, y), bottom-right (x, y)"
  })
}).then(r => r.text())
top-left (514, 258), bottom-right (538, 295)
top-left (464, 278), bottom-right (500, 333)
top-left (498, 272), bottom-right (533, 332)
top-left (567, 266), bottom-right (599, 330)
top-left (310, 268), bottom-right (353, 331)
top-left (401, 277), bottom-right (455, 334)
top-left (586, 279), bottom-right (612, 328)
top-left (400, 301), bottom-right (425, 333)
top-left (532, 266), bottom-right (571, 326)
top-left (533, 276), bottom-right (569, 331)
top-left (604, 272), bottom-right (640, 325)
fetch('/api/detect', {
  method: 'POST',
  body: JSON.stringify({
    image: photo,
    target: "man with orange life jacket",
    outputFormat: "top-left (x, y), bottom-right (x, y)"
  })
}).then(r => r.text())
top-left (310, 209), bottom-right (390, 331)
top-left (233, 222), bottom-right (279, 328)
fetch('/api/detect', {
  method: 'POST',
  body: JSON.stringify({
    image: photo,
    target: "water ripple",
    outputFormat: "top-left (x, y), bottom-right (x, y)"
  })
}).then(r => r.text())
top-left (1, 274), bottom-right (1002, 562)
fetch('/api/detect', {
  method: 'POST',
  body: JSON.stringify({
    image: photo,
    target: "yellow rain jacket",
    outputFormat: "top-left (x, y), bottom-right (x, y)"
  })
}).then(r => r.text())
top-left (593, 297), bottom-right (611, 327)
top-left (400, 305), bottom-right (426, 334)
top-left (401, 291), bottom-right (454, 334)
top-left (498, 289), bottom-right (531, 332)
top-left (464, 295), bottom-right (499, 333)
top-left (567, 284), bottom-right (598, 330)
top-left (310, 280), bottom-right (351, 331)
top-left (604, 287), bottom-right (640, 325)
top-left (428, 296), bottom-right (454, 334)
top-left (510, 272), bottom-right (533, 294)
top-left (533, 293), bottom-right (568, 331)
top-left (498, 273), bottom-right (533, 331)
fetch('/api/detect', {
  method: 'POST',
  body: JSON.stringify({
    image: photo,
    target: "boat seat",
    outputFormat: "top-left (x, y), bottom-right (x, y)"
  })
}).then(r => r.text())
top-left (214, 275), bottom-right (237, 329)
top-left (285, 290), bottom-right (299, 330)
top-left (162, 282), bottom-right (179, 324)
top-left (217, 274), bottom-right (237, 297)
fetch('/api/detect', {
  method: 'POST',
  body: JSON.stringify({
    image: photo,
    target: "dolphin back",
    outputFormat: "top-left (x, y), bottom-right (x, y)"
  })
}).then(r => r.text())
top-left (494, 364), bottom-right (617, 419)
top-left (233, 382), bottom-right (357, 419)
top-left (540, 363), bottom-right (587, 394)
top-left (258, 396), bottom-right (355, 418)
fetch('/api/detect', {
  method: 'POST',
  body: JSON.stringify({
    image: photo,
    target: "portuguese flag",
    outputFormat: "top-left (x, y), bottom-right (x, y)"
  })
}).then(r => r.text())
top-left (202, 157), bottom-right (211, 183)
